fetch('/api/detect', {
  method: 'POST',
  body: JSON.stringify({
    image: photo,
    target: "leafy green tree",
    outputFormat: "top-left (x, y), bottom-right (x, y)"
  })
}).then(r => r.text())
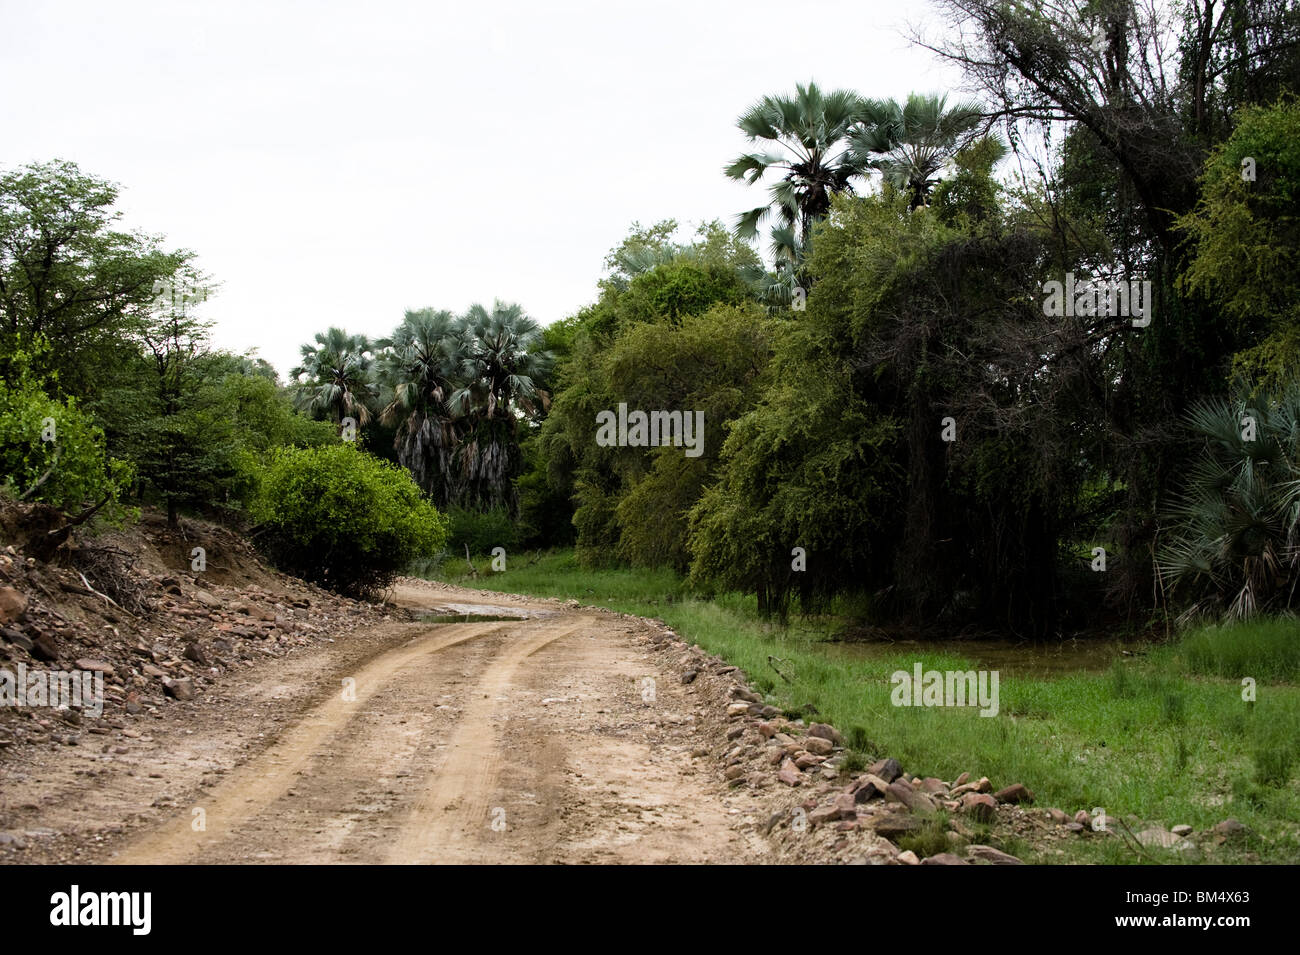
top-left (191, 357), bottom-right (337, 511)
top-left (200, 357), bottom-right (336, 454)
top-left (516, 428), bottom-right (575, 548)
top-left (692, 164), bottom-right (1124, 632)
top-left (924, 0), bottom-right (1300, 615)
top-left (0, 160), bottom-right (192, 396)
top-left (126, 270), bottom-right (232, 526)
top-left (1177, 99), bottom-right (1300, 388)
top-left (541, 224), bottom-right (766, 565)
top-left (604, 303), bottom-right (774, 570)
top-left (689, 344), bottom-right (898, 618)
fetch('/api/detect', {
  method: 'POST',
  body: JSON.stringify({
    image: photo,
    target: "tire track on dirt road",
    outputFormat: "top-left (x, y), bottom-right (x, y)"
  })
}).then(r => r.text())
top-left (93, 582), bottom-right (767, 865)
top-left (110, 621), bottom-right (510, 864)
top-left (385, 616), bottom-right (590, 864)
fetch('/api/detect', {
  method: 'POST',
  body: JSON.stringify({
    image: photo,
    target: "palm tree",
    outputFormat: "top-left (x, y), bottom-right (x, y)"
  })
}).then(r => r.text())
top-left (849, 93), bottom-right (986, 208)
top-left (1159, 386), bottom-right (1300, 620)
top-left (450, 302), bottom-right (551, 512)
top-left (290, 327), bottom-right (377, 428)
top-left (725, 81), bottom-right (873, 261)
top-left (376, 309), bottom-right (466, 505)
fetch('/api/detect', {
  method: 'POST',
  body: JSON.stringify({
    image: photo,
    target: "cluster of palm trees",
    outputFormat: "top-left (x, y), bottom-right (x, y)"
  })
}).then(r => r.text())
top-left (289, 302), bottom-right (550, 512)
top-left (725, 83), bottom-right (991, 298)
top-left (286, 84), bottom-right (987, 514)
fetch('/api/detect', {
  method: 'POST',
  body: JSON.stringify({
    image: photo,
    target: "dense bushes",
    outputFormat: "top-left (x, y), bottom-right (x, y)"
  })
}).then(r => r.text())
top-left (0, 370), bottom-right (130, 514)
top-left (444, 505), bottom-right (517, 557)
top-left (249, 444), bottom-right (448, 598)
top-left (1177, 100), bottom-right (1300, 388)
top-left (539, 223), bottom-right (771, 572)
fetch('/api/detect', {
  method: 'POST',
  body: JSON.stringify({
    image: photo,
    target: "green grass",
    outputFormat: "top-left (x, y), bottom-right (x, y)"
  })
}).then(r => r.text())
top-left (421, 549), bottom-right (1300, 864)
top-left (1155, 616), bottom-right (1300, 682)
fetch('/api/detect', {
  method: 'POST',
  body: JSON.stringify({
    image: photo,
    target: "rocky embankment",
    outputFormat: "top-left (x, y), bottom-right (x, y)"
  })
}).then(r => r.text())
top-left (0, 513), bottom-right (389, 759)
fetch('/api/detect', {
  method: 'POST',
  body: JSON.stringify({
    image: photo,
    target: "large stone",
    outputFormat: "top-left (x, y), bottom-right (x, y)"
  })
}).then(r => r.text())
top-left (831, 792), bottom-right (857, 819)
top-left (868, 757), bottom-right (903, 783)
top-left (777, 758), bottom-right (803, 786)
top-left (1212, 818), bottom-right (1251, 842)
top-left (993, 783), bottom-right (1034, 804)
top-left (74, 658), bottom-right (115, 676)
top-left (872, 815), bottom-right (923, 841)
top-left (726, 702), bottom-right (751, 717)
top-left (886, 781), bottom-right (937, 814)
top-left (852, 773), bottom-right (892, 803)
top-left (794, 753), bottom-right (825, 769)
top-left (920, 852), bottom-right (969, 865)
top-left (919, 777), bottom-right (948, 795)
top-left (807, 722), bottom-right (842, 746)
top-left (1136, 827), bottom-right (1182, 849)
top-left (162, 677), bottom-right (195, 701)
top-left (0, 587), bottom-right (28, 625)
top-left (966, 844), bottom-right (1024, 865)
top-left (896, 849), bottom-right (920, 865)
top-left (803, 736), bottom-right (834, 756)
top-left (194, 589), bottom-right (222, 609)
top-left (961, 792), bottom-right (998, 823)
top-left (31, 633), bottom-right (59, 661)
top-left (0, 627), bottom-right (32, 652)
top-left (808, 804), bottom-right (841, 827)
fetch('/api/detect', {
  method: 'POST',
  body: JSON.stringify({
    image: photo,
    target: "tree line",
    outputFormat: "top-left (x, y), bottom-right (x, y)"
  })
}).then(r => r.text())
top-left (4, 0), bottom-right (1299, 633)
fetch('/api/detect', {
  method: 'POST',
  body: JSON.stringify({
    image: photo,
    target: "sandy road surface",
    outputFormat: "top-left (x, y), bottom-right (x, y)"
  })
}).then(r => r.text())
top-left (5, 582), bottom-right (767, 864)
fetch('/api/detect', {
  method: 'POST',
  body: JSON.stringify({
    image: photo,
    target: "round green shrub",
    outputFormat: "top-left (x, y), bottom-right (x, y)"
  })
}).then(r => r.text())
top-left (250, 444), bottom-right (448, 598)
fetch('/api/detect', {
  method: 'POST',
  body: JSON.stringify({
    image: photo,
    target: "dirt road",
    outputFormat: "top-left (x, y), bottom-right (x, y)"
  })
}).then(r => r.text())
top-left (6, 581), bottom-right (771, 864)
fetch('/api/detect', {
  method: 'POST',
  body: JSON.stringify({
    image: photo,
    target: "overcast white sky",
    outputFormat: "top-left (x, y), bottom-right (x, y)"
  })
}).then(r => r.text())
top-left (1, 0), bottom-right (965, 377)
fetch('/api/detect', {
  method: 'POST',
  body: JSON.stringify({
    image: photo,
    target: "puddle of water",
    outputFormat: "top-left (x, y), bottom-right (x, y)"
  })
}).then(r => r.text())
top-left (418, 614), bottom-right (524, 624)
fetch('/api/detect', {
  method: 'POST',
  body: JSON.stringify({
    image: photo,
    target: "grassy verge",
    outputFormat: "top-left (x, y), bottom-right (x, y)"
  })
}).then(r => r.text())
top-left (421, 549), bottom-right (1300, 864)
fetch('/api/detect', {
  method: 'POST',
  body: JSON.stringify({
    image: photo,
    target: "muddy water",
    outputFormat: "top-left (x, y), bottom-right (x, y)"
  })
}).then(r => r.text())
top-left (821, 637), bottom-right (1138, 679)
